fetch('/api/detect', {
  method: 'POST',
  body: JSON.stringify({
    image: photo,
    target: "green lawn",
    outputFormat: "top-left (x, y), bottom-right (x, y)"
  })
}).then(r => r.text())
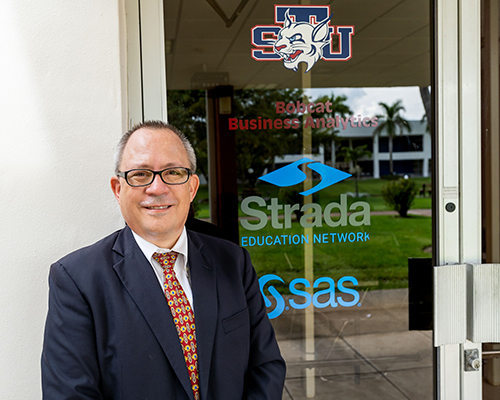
top-left (240, 214), bottom-right (432, 293)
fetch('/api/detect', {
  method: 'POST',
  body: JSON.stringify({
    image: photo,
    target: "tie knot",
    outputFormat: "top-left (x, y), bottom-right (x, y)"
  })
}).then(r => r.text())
top-left (152, 251), bottom-right (178, 269)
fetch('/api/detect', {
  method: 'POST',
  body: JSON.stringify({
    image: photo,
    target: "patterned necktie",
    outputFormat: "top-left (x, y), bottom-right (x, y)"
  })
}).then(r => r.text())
top-left (152, 251), bottom-right (200, 400)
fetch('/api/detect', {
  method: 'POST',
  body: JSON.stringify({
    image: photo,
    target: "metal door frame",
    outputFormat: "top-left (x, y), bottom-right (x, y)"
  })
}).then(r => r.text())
top-left (125, 0), bottom-right (167, 126)
top-left (127, 0), bottom-right (485, 397)
top-left (434, 0), bottom-right (482, 398)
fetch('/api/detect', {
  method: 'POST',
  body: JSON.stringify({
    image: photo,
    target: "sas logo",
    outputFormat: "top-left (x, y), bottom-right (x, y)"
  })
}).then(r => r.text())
top-left (259, 274), bottom-right (361, 319)
top-left (259, 157), bottom-right (351, 196)
top-left (251, 5), bottom-right (355, 72)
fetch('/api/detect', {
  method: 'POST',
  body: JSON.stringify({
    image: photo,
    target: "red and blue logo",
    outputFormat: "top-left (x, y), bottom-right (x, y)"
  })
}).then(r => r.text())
top-left (251, 5), bottom-right (354, 72)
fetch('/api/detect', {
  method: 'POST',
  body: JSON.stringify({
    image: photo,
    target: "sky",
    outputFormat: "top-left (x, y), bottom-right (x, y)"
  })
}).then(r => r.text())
top-left (308, 86), bottom-right (426, 121)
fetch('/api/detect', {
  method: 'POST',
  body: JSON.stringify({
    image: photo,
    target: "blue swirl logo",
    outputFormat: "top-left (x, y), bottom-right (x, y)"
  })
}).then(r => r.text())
top-left (258, 158), bottom-right (351, 196)
top-left (258, 274), bottom-right (286, 319)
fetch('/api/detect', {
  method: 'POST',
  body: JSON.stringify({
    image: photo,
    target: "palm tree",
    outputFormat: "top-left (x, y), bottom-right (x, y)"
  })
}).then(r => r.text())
top-left (338, 144), bottom-right (372, 198)
top-left (373, 100), bottom-right (411, 175)
top-left (421, 112), bottom-right (430, 133)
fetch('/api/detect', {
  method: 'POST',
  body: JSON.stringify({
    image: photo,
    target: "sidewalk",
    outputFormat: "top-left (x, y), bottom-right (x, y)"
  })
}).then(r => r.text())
top-left (272, 289), bottom-right (433, 399)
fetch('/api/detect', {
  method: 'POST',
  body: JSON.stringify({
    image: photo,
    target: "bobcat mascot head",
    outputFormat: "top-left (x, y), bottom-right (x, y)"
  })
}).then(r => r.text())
top-left (273, 10), bottom-right (332, 73)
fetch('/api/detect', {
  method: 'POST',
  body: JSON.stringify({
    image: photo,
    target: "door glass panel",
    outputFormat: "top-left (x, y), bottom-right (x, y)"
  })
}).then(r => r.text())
top-left (164, 1), bottom-right (433, 398)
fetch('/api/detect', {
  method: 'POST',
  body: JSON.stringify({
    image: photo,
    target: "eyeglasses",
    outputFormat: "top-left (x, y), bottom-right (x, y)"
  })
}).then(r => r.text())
top-left (117, 167), bottom-right (192, 187)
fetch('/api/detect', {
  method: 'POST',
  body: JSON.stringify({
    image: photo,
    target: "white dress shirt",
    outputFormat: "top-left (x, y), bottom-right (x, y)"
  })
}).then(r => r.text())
top-left (131, 227), bottom-right (194, 309)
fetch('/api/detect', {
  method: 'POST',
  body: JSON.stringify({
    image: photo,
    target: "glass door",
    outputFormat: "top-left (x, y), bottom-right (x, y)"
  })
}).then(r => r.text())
top-left (163, 1), bottom-right (433, 398)
top-left (127, 0), bottom-right (496, 398)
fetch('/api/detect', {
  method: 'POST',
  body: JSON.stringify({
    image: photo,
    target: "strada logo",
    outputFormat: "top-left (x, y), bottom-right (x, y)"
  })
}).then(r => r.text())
top-left (240, 158), bottom-right (371, 244)
top-left (251, 5), bottom-right (354, 72)
top-left (241, 159), bottom-right (370, 235)
top-left (259, 157), bottom-right (351, 196)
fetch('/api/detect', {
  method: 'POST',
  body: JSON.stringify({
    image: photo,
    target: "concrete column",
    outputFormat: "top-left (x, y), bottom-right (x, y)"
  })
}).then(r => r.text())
top-left (373, 135), bottom-right (380, 178)
top-left (423, 158), bottom-right (429, 177)
top-left (331, 140), bottom-right (336, 165)
top-left (319, 144), bottom-right (325, 164)
top-left (423, 132), bottom-right (432, 177)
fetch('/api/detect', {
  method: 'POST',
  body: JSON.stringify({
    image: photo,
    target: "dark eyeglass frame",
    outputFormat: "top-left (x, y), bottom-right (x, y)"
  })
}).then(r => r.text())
top-left (117, 167), bottom-right (192, 187)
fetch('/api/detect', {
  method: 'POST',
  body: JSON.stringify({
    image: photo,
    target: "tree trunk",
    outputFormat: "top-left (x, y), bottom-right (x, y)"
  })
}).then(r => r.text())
top-left (419, 86), bottom-right (432, 128)
top-left (389, 135), bottom-right (394, 175)
top-left (355, 170), bottom-right (359, 197)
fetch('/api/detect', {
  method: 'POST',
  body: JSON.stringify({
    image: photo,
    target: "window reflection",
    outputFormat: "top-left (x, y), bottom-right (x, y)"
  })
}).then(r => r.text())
top-left (165, 0), bottom-right (433, 397)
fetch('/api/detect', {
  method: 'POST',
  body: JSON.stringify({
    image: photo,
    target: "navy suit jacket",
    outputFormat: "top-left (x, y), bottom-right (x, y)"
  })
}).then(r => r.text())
top-left (41, 227), bottom-right (285, 399)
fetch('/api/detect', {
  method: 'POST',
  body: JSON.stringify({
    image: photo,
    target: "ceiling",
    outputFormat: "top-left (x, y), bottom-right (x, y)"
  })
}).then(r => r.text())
top-left (163, 0), bottom-right (431, 90)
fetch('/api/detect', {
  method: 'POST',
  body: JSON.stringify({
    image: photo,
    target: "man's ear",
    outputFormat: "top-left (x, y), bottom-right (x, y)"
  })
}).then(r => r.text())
top-left (110, 176), bottom-right (122, 204)
top-left (189, 174), bottom-right (200, 202)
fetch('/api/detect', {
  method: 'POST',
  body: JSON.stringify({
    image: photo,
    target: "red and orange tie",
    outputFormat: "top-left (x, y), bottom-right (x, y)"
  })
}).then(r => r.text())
top-left (152, 251), bottom-right (200, 400)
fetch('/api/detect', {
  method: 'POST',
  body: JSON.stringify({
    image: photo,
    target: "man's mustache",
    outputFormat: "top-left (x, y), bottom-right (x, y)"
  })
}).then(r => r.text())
top-left (140, 195), bottom-right (173, 207)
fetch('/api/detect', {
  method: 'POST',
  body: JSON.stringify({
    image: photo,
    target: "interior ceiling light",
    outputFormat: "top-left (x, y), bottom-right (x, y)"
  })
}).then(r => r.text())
top-left (205, 0), bottom-right (250, 28)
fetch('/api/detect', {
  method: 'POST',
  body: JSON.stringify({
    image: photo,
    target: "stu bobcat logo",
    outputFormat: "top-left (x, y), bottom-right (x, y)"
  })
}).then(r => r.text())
top-left (251, 5), bottom-right (354, 72)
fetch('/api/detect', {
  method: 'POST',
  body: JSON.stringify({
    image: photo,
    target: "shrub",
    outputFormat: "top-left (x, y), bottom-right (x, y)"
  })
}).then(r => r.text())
top-left (381, 178), bottom-right (417, 217)
top-left (381, 174), bottom-right (401, 180)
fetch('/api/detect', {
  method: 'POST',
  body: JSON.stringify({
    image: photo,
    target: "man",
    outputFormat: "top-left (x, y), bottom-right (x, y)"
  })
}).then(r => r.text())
top-left (41, 121), bottom-right (285, 399)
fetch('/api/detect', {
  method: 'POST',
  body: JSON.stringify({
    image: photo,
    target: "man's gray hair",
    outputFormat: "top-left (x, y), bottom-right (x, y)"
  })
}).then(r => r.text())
top-left (114, 121), bottom-right (197, 174)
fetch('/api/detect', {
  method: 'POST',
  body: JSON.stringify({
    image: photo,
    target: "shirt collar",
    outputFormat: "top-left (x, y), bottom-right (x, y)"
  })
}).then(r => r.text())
top-left (131, 227), bottom-right (188, 265)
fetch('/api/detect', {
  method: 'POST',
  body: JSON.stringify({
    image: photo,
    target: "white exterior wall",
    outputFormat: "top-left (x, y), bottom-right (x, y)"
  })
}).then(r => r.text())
top-left (0, 1), bottom-right (126, 398)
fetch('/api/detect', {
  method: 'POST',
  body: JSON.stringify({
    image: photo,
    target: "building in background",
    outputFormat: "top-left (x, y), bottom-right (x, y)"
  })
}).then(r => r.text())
top-left (337, 120), bottom-right (431, 178)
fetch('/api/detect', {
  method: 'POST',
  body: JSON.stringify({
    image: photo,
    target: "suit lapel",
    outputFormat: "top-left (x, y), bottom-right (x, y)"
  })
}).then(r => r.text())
top-left (112, 227), bottom-right (194, 400)
top-left (188, 231), bottom-right (218, 400)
